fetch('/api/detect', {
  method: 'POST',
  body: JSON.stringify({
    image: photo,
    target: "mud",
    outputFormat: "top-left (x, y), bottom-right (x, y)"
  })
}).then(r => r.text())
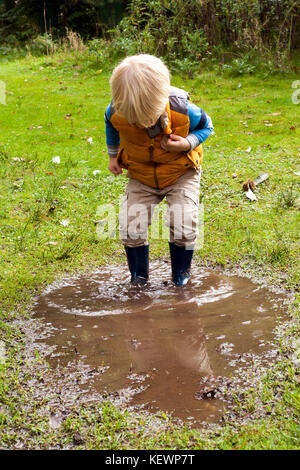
top-left (32, 261), bottom-right (287, 427)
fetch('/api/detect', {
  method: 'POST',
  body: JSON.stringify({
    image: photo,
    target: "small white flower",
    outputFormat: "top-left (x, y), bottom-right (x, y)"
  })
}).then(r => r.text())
top-left (246, 146), bottom-right (251, 153)
top-left (87, 137), bottom-right (93, 144)
top-left (52, 156), bottom-right (61, 164)
top-left (93, 170), bottom-right (101, 176)
top-left (60, 219), bottom-right (70, 227)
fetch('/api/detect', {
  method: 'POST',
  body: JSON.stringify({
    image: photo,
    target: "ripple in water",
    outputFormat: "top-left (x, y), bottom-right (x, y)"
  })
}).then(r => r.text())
top-left (32, 261), bottom-right (287, 426)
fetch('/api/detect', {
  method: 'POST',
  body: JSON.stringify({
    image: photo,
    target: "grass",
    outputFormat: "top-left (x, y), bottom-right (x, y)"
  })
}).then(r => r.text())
top-left (0, 49), bottom-right (299, 449)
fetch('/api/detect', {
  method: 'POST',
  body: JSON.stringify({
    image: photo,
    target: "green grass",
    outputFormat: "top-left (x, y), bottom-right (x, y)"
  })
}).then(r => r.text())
top-left (0, 50), bottom-right (299, 449)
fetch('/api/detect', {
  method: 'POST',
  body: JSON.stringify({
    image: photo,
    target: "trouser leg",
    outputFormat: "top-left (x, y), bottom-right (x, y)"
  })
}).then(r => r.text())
top-left (165, 168), bottom-right (201, 248)
top-left (165, 168), bottom-right (201, 285)
top-left (119, 178), bottom-right (162, 247)
top-left (119, 178), bottom-right (162, 283)
top-left (119, 169), bottom-right (201, 285)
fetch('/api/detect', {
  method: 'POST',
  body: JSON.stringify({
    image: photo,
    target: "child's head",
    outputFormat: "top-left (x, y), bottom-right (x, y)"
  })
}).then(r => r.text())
top-left (110, 54), bottom-right (170, 128)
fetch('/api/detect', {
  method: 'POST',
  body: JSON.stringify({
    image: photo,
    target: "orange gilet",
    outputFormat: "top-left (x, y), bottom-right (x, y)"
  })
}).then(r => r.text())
top-left (110, 86), bottom-right (203, 189)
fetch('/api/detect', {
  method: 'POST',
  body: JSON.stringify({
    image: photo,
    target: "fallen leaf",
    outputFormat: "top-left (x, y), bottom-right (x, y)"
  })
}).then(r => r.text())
top-left (49, 413), bottom-right (63, 430)
top-left (13, 180), bottom-right (23, 187)
top-left (62, 179), bottom-right (79, 187)
top-left (254, 173), bottom-right (269, 185)
top-left (73, 431), bottom-right (84, 445)
top-left (245, 188), bottom-right (257, 201)
top-left (242, 179), bottom-right (256, 191)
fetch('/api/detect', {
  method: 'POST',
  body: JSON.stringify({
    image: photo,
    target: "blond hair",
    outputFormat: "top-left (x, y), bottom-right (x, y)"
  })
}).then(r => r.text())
top-left (109, 54), bottom-right (170, 128)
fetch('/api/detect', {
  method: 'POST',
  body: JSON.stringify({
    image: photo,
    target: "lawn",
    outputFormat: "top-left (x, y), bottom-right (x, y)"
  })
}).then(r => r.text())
top-left (0, 50), bottom-right (299, 449)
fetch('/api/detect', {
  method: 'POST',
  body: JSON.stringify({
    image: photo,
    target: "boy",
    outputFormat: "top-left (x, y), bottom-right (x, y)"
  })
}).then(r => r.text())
top-left (104, 54), bottom-right (213, 286)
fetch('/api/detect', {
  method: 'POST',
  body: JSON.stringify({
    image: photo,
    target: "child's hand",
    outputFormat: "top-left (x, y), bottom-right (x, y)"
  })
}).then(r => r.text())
top-left (108, 157), bottom-right (123, 175)
top-left (160, 134), bottom-right (191, 152)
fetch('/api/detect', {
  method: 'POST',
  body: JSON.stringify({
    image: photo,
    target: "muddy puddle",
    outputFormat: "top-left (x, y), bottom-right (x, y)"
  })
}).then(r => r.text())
top-left (32, 262), bottom-right (287, 427)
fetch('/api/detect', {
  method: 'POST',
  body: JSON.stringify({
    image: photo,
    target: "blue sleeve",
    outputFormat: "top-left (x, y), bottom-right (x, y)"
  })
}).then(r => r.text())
top-left (104, 103), bottom-right (120, 155)
top-left (186, 101), bottom-right (214, 149)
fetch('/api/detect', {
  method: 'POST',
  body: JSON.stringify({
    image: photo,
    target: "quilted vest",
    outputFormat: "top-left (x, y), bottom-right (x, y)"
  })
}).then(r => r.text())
top-left (110, 87), bottom-right (203, 189)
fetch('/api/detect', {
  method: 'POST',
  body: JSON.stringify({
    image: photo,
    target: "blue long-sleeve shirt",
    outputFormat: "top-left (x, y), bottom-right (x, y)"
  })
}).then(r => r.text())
top-left (104, 96), bottom-right (213, 156)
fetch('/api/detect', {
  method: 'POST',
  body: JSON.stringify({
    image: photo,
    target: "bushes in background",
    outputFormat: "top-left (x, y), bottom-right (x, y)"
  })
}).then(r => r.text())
top-left (0, 0), bottom-right (299, 72)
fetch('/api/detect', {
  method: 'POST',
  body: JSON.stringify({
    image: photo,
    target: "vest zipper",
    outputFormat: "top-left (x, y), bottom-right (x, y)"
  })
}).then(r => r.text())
top-left (149, 138), bottom-right (159, 189)
top-left (149, 138), bottom-right (154, 161)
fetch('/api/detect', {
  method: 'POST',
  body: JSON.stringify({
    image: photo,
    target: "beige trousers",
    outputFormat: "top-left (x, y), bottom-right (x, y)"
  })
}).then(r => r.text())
top-left (119, 167), bottom-right (201, 248)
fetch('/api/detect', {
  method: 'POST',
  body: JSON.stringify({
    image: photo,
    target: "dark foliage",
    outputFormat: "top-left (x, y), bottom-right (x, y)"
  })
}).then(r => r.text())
top-left (0, 0), bottom-right (299, 62)
top-left (0, 0), bottom-right (126, 43)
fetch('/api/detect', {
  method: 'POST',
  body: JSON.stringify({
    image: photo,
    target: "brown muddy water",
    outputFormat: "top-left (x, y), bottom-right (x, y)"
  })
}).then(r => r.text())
top-left (32, 262), bottom-right (287, 427)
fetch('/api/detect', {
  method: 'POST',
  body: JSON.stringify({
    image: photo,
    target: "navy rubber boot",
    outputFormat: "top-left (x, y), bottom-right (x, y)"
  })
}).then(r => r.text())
top-left (169, 242), bottom-right (193, 286)
top-left (125, 245), bottom-right (149, 286)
